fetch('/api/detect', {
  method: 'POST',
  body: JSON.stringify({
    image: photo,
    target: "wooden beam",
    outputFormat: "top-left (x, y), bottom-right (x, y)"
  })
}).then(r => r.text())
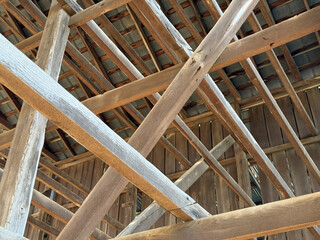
top-left (0, 2), bottom-right (69, 235)
top-left (0, 33), bottom-right (210, 238)
top-left (167, 0), bottom-right (241, 101)
top-left (15, 7), bottom-right (320, 92)
top-left (115, 192), bottom-right (320, 240)
top-left (0, 169), bottom-right (112, 240)
top-left (0, 226), bottom-right (27, 240)
top-left (138, 4), bottom-right (320, 237)
top-left (257, 0), bottom-right (301, 82)
top-left (68, 0), bottom-right (131, 27)
top-left (35, 170), bottom-right (125, 231)
top-left (118, 135), bottom-right (236, 236)
top-left (55, 1), bottom-right (258, 239)
top-left (27, 215), bottom-right (60, 238)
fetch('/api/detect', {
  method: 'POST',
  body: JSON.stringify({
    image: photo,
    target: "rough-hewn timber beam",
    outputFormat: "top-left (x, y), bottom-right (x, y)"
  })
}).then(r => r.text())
top-left (54, 0), bottom-right (258, 239)
top-left (68, 0), bottom-right (131, 27)
top-left (136, 3), bottom-right (318, 237)
top-left (0, 1), bottom-right (69, 235)
top-left (115, 192), bottom-right (320, 240)
top-left (0, 169), bottom-right (111, 240)
top-left (0, 33), bottom-right (210, 237)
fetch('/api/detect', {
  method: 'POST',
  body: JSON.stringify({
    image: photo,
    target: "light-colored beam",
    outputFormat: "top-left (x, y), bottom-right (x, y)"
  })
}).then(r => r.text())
top-left (68, 0), bottom-right (131, 27)
top-left (55, 0), bottom-right (258, 239)
top-left (0, 169), bottom-right (111, 240)
top-left (117, 135), bottom-right (235, 236)
top-left (0, 2), bottom-right (69, 235)
top-left (138, 0), bottom-right (292, 198)
top-left (136, 3), bottom-right (318, 237)
top-left (0, 226), bottom-right (27, 240)
top-left (0, 33), bottom-right (209, 237)
top-left (115, 192), bottom-right (320, 240)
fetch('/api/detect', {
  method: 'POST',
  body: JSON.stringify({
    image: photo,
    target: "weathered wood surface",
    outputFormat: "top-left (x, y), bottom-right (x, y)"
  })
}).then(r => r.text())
top-left (250, 94), bottom-right (320, 239)
top-left (212, 0), bottom-right (320, 195)
top-left (68, 0), bottom-right (131, 26)
top-left (117, 135), bottom-right (235, 236)
top-left (0, 1), bottom-right (69, 235)
top-left (15, 6), bottom-right (320, 85)
top-left (0, 226), bottom-right (28, 240)
top-left (0, 168), bottom-right (111, 240)
top-left (116, 192), bottom-right (320, 240)
top-left (0, 33), bottom-right (210, 239)
top-left (53, 0), bottom-right (257, 239)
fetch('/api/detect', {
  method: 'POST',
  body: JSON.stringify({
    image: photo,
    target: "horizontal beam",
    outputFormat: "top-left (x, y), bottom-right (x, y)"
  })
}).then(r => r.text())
top-left (116, 192), bottom-right (320, 240)
top-left (16, 6), bottom-right (320, 81)
top-left (68, 0), bottom-right (131, 27)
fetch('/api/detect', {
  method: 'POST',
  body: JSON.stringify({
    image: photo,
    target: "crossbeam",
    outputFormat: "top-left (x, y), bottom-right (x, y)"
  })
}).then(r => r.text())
top-left (115, 192), bottom-right (320, 240)
top-left (53, 0), bottom-right (258, 239)
top-left (0, 31), bottom-right (209, 234)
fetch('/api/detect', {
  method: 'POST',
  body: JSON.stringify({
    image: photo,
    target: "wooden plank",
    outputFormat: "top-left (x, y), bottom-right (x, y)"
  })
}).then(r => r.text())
top-left (0, 2), bottom-right (69, 235)
top-left (116, 192), bottom-right (320, 240)
top-left (288, 94), bottom-right (315, 240)
top-left (164, 134), bottom-right (177, 226)
top-left (251, 104), bottom-right (286, 240)
top-left (199, 122), bottom-right (216, 214)
top-left (306, 88), bottom-right (320, 193)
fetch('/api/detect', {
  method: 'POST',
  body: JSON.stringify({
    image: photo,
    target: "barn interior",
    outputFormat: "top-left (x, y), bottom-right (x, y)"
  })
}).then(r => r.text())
top-left (0, 0), bottom-right (319, 239)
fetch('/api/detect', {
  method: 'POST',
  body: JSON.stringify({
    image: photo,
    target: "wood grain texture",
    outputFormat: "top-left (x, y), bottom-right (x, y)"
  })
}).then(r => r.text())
top-left (0, 34), bottom-right (208, 239)
top-left (0, 1), bottom-right (69, 235)
top-left (0, 226), bottom-right (28, 240)
top-left (53, 0), bottom-right (257, 238)
top-left (117, 135), bottom-right (235, 236)
top-left (116, 192), bottom-right (320, 240)
top-left (0, 168), bottom-right (111, 240)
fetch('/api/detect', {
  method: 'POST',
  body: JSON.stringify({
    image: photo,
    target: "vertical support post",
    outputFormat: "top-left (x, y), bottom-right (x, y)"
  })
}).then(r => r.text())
top-left (0, 1), bottom-right (69, 235)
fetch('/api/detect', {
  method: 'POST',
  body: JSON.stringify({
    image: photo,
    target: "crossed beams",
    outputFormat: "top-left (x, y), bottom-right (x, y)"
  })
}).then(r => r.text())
top-left (0, 0), bottom-right (318, 238)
